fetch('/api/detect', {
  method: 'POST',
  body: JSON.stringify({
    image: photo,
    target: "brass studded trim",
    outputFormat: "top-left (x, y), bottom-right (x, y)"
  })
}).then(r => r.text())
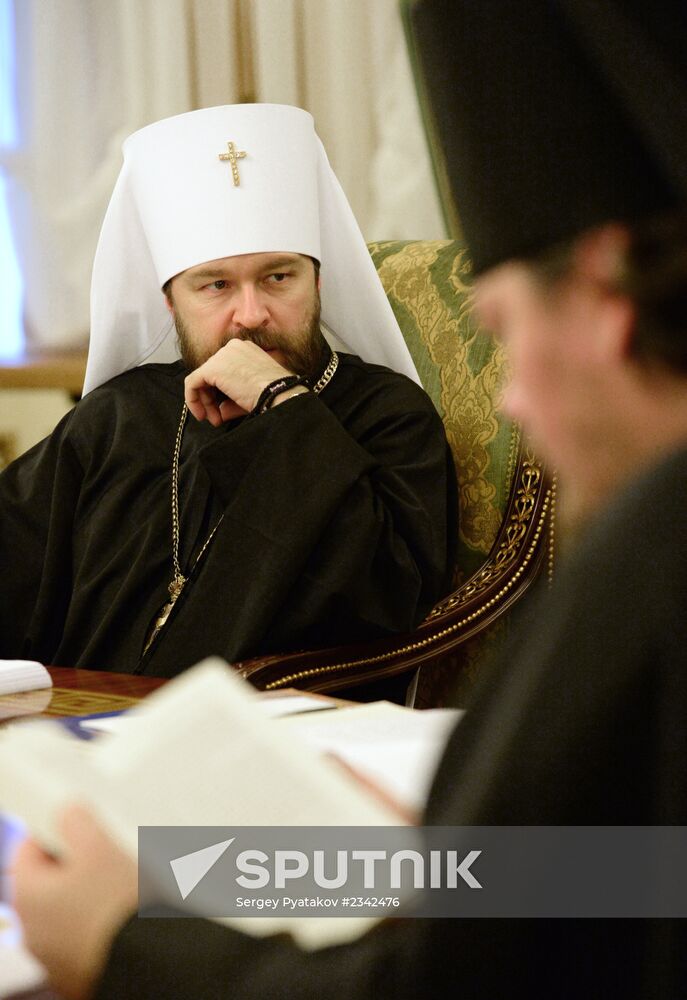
top-left (427, 446), bottom-right (541, 617)
top-left (238, 446), bottom-right (552, 693)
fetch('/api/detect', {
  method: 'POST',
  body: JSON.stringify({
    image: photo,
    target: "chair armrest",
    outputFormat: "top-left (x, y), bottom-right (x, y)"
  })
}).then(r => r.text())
top-left (236, 447), bottom-right (554, 695)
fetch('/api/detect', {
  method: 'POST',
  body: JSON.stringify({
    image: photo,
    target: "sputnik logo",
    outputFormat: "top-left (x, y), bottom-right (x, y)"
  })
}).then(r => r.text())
top-left (170, 838), bottom-right (235, 900)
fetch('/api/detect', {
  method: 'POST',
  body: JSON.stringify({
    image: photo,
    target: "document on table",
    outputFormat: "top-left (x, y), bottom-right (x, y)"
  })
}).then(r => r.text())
top-left (78, 691), bottom-right (336, 735)
top-left (280, 701), bottom-right (464, 814)
top-left (75, 695), bottom-right (463, 813)
top-left (0, 660), bottom-right (52, 696)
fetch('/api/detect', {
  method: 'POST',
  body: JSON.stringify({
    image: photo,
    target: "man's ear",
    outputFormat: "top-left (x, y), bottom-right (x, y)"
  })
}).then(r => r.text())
top-left (574, 223), bottom-right (630, 286)
top-left (574, 224), bottom-right (636, 362)
top-left (311, 257), bottom-right (321, 292)
top-left (162, 278), bottom-right (175, 315)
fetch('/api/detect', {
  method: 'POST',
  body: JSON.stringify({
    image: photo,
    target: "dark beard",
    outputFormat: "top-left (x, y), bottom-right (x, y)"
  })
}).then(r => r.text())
top-left (175, 300), bottom-right (329, 381)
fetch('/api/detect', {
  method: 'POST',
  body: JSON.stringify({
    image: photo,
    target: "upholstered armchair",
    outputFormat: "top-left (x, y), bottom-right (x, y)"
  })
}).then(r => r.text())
top-left (237, 241), bottom-right (555, 706)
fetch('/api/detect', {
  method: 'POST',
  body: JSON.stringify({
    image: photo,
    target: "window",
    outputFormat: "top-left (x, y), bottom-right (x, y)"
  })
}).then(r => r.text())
top-left (0, 0), bottom-right (22, 357)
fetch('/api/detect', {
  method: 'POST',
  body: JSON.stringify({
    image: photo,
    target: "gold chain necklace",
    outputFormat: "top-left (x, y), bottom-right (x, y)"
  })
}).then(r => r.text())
top-left (308, 349), bottom-right (339, 395)
top-left (143, 351), bottom-right (339, 654)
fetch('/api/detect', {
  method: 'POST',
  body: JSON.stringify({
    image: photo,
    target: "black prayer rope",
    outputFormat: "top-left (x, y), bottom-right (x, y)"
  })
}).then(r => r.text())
top-left (251, 375), bottom-right (308, 416)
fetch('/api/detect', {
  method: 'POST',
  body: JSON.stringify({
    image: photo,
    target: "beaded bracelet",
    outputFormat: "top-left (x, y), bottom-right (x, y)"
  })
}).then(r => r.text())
top-left (252, 375), bottom-right (308, 415)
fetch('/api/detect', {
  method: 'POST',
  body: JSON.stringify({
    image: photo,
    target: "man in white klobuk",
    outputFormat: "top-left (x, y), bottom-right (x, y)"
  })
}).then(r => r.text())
top-left (0, 104), bottom-right (455, 679)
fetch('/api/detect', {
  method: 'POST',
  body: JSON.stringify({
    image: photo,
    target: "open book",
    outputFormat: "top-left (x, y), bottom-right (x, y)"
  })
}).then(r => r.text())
top-left (0, 659), bottom-right (418, 947)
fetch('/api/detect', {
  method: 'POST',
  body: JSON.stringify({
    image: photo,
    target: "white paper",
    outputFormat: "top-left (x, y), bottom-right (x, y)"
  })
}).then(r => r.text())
top-left (0, 947), bottom-right (47, 999)
top-left (78, 692), bottom-right (336, 734)
top-left (256, 695), bottom-right (339, 718)
top-left (0, 904), bottom-right (47, 999)
top-left (0, 659), bottom-right (402, 949)
top-left (77, 715), bottom-right (130, 735)
top-left (73, 697), bottom-right (461, 814)
top-left (0, 660), bottom-right (52, 696)
top-left (281, 703), bottom-right (463, 814)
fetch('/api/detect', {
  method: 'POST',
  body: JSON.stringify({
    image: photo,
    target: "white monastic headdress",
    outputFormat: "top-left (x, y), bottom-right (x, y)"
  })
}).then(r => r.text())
top-left (85, 104), bottom-right (419, 394)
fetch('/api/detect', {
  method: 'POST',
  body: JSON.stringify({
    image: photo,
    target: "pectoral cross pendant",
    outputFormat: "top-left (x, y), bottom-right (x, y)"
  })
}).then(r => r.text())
top-left (143, 574), bottom-right (186, 654)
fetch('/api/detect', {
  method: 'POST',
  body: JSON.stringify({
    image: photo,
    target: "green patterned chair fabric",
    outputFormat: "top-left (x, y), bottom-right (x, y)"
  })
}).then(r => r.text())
top-left (370, 240), bottom-right (517, 584)
top-left (237, 241), bottom-right (554, 706)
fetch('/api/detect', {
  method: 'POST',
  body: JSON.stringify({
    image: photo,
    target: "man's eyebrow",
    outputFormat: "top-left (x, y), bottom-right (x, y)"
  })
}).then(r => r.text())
top-left (187, 256), bottom-right (303, 281)
top-left (258, 255), bottom-right (303, 270)
top-left (187, 268), bottom-right (230, 281)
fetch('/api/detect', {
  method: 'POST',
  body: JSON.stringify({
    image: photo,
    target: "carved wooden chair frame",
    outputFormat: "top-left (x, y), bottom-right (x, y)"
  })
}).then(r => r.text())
top-left (237, 445), bottom-right (553, 696)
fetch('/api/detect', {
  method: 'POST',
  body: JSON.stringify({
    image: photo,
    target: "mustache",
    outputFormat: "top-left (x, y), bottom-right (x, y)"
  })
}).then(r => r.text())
top-left (231, 328), bottom-right (287, 352)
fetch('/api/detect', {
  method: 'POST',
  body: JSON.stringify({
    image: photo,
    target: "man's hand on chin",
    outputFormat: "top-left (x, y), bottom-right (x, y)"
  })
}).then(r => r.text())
top-left (184, 339), bottom-right (297, 426)
top-left (13, 805), bottom-right (137, 1000)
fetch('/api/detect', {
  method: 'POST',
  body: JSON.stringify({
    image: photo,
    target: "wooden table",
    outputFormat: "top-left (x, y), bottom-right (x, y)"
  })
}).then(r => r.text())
top-left (0, 667), bottom-right (167, 725)
top-left (0, 667), bottom-right (335, 726)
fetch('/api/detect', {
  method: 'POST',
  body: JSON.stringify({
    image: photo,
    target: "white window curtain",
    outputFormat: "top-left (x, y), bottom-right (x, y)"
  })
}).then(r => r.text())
top-left (0, 0), bottom-right (22, 356)
top-left (3, 0), bottom-right (444, 354)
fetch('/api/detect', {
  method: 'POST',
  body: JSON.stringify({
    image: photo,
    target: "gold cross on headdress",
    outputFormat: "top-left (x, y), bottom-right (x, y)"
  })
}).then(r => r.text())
top-left (218, 141), bottom-right (247, 186)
